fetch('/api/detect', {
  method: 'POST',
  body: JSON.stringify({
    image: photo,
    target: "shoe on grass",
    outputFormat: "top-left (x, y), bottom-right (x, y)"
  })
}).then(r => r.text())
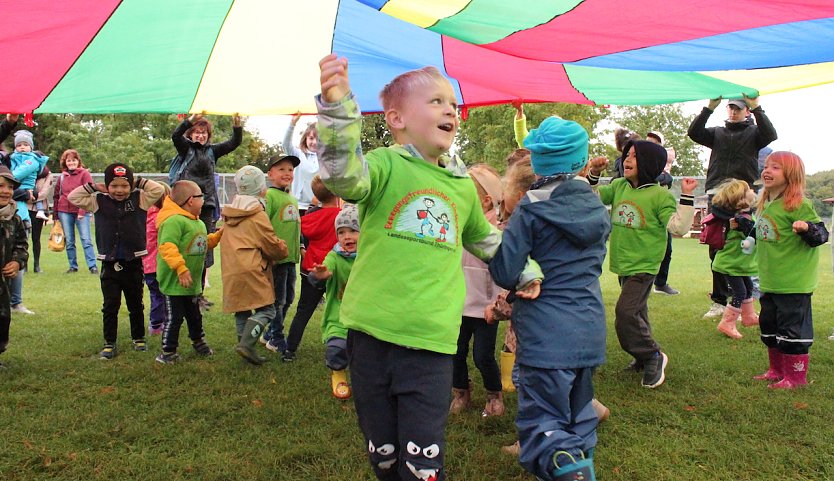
top-left (99, 343), bottom-right (117, 360)
top-left (132, 339), bottom-right (148, 351)
top-left (265, 338), bottom-right (287, 354)
top-left (66, 268), bottom-right (78, 274)
top-left (652, 284), bottom-right (679, 295)
top-left (829, 329), bottom-right (834, 341)
top-left (702, 302), bottom-right (725, 319)
top-left (89, 266), bottom-right (99, 275)
top-left (281, 349), bottom-right (296, 362)
top-left (192, 339), bottom-right (214, 356)
top-left (155, 351), bottom-right (179, 364)
top-left (641, 352), bottom-right (668, 389)
top-left (11, 304), bottom-right (34, 315)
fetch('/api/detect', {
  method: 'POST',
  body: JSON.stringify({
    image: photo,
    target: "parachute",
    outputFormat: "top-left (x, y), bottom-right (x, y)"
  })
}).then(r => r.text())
top-left (2, 0), bottom-right (833, 114)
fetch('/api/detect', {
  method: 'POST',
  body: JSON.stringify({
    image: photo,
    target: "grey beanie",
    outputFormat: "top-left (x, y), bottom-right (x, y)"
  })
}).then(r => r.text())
top-left (14, 130), bottom-right (34, 149)
top-left (234, 165), bottom-right (266, 196)
top-left (334, 204), bottom-right (360, 232)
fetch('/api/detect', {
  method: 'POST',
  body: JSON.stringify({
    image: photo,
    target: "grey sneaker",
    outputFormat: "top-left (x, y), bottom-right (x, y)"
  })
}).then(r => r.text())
top-left (828, 329), bottom-right (834, 341)
top-left (703, 302), bottom-right (725, 319)
top-left (99, 343), bottom-right (117, 360)
top-left (11, 304), bottom-right (34, 315)
top-left (641, 352), bottom-right (668, 388)
top-left (652, 284), bottom-right (679, 295)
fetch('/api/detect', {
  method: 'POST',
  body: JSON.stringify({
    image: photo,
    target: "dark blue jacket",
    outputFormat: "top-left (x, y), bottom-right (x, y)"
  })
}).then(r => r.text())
top-left (489, 177), bottom-right (611, 369)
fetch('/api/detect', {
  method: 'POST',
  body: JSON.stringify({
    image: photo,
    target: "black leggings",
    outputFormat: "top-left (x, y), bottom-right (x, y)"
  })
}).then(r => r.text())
top-left (725, 275), bottom-right (753, 308)
top-left (28, 211), bottom-right (44, 268)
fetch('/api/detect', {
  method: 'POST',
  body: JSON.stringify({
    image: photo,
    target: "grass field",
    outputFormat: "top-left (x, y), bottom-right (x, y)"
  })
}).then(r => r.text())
top-left (2, 236), bottom-right (834, 480)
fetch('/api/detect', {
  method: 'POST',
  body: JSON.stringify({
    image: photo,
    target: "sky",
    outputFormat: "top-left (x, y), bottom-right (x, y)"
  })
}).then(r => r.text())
top-left (246, 82), bottom-right (834, 175)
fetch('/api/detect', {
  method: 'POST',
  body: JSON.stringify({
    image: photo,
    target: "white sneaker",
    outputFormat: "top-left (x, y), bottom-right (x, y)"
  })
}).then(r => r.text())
top-left (11, 304), bottom-right (34, 315)
top-left (828, 330), bottom-right (834, 341)
top-left (702, 302), bottom-right (724, 319)
top-left (35, 211), bottom-right (49, 221)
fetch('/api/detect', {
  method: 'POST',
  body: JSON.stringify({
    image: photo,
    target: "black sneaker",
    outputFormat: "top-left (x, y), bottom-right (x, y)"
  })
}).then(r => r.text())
top-left (90, 267), bottom-right (99, 275)
top-left (623, 359), bottom-right (644, 372)
top-left (281, 350), bottom-right (296, 362)
top-left (652, 284), bottom-right (680, 295)
top-left (66, 268), bottom-right (78, 274)
top-left (641, 352), bottom-right (668, 388)
top-left (132, 339), bottom-right (148, 351)
top-left (192, 339), bottom-right (214, 356)
top-left (99, 343), bottom-right (117, 360)
top-left (155, 351), bottom-right (180, 364)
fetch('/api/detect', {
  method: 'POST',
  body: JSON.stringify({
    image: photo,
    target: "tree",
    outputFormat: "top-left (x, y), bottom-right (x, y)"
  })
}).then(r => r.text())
top-left (610, 105), bottom-right (703, 176)
top-left (805, 169), bottom-right (834, 219)
top-left (456, 103), bottom-right (611, 173)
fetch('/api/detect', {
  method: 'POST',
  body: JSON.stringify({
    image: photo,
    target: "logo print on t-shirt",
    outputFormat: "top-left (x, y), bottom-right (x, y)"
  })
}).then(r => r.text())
top-left (281, 204), bottom-right (299, 222)
top-left (188, 234), bottom-right (208, 255)
top-left (612, 201), bottom-right (646, 229)
top-left (385, 190), bottom-right (457, 249)
top-left (756, 215), bottom-right (779, 242)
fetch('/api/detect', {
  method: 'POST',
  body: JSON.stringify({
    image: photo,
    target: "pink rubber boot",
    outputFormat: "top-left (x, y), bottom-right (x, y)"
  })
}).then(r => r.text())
top-left (769, 353), bottom-right (808, 390)
top-left (740, 299), bottom-right (759, 327)
top-left (717, 305), bottom-right (742, 339)
top-left (753, 348), bottom-right (782, 381)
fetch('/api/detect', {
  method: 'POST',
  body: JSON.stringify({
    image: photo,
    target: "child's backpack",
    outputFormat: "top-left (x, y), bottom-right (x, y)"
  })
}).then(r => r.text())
top-left (699, 213), bottom-right (726, 250)
top-left (168, 147), bottom-right (214, 185)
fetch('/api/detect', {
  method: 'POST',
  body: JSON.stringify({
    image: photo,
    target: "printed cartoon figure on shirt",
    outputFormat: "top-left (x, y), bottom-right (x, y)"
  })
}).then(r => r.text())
top-left (613, 201), bottom-right (645, 229)
top-left (416, 197), bottom-right (438, 238)
top-left (188, 233), bottom-right (208, 255)
top-left (436, 213), bottom-right (450, 242)
top-left (391, 192), bottom-right (458, 247)
top-left (756, 215), bottom-right (778, 242)
top-left (282, 203), bottom-right (299, 222)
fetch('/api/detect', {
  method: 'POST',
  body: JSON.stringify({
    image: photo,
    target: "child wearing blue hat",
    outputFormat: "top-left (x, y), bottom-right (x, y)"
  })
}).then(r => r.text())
top-left (490, 116), bottom-right (610, 481)
top-left (586, 141), bottom-right (697, 389)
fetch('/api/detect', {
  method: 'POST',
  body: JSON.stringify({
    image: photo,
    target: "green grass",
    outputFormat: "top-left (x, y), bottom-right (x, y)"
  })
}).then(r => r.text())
top-left (2, 236), bottom-right (834, 480)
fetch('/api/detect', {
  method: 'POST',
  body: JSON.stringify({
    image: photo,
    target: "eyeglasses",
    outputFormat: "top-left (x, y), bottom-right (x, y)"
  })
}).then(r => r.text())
top-left (191, 194), bottom-right (204, 198)
top-left (178, 194), bottom-right (204, 207)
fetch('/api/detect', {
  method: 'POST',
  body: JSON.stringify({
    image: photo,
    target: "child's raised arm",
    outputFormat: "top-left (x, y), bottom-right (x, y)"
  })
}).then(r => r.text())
top-left (136, 177), bottom-right (166, 210)
top-left (316, 54), bottom-right (371, 204)
top-left (512, 101), bottom-right (527, 148)
top-left (665, 177), bottom-right (697, 236)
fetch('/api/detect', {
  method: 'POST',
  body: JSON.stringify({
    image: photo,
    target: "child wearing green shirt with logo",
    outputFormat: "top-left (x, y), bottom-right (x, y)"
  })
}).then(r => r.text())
top-left (261, 155), bottom-right (302, 359)
top-left (752, 151), bottom-right (828, 389)
top-left (587, 141), bottom-right (696, 389)
top-left (317, 54), bottom-right (541, 481)
top-left (307, 204), bottom-right (359, 400)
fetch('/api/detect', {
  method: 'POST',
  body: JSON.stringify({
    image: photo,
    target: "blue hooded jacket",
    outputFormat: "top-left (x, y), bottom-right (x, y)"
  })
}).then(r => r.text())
top-left (490, 176), bottom-right (611, 369)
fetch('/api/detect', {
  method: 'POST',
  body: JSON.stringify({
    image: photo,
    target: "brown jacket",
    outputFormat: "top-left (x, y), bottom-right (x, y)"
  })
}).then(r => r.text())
top-left (220, 195), bottom-right (287, 313)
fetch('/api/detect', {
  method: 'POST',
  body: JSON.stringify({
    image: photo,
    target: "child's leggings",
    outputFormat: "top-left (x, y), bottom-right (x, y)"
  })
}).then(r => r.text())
top-left (725, 275), bottom-right (753, 308)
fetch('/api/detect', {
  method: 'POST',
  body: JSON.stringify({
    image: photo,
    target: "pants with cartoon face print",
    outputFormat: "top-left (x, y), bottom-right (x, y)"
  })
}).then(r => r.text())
top-left (348, 329), bottom-right (452, 481)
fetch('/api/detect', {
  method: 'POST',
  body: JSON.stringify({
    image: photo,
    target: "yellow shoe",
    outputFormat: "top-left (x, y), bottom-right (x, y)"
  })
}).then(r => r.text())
top-left (500, 351), bottom-right (516, 392)
top-left (331, 370), bottom-right (352, 400)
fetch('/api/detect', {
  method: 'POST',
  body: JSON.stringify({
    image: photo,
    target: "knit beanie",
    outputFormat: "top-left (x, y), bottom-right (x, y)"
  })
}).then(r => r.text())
top-left (523, 117), bottom-right (589, 176)
top-left (104, 162), bottom-right (134, 187)
top-left (14, 130), bottom-right (34, 149)
top-left (334, 204), bottom-right (360, 232)
top-left (623, 140), bottom-right (667, 187)
top-left (234, 165), bottom-right (266, 196)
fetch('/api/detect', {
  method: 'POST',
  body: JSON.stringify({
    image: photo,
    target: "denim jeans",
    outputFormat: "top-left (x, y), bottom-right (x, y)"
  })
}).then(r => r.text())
top-left (265, 263), bottom-right (296, 349)
top-left (9, 270), bottom-right (22, 306)
top-left (59, 212), bottom-right (97, 270)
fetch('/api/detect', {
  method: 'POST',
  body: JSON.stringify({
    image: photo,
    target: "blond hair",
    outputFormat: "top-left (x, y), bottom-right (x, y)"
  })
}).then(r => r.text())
top-left (711, 179), bottom-right (752, 211)
top-left (379, 66), bottom-right (449, 112)
top-left (171, 180), bottom-right (202, 206)
top-left (504, 158), bottom-right (536, 202)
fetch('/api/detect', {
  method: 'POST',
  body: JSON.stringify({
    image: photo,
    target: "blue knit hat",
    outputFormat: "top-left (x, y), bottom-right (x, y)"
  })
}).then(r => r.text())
top-left (523, 117), bottom-right (589, 176)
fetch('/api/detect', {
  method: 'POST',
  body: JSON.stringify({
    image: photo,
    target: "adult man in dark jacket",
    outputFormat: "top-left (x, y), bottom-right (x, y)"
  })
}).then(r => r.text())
top-left (688, 95), bottom-right (777, 319)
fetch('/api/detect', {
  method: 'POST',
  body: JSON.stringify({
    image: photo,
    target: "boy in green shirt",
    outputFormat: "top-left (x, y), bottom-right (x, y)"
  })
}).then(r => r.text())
top-left (155, 180), bottom-right (222, 364)
top-left (262, 155), bottom-right (302, 359)
top-left (317, 54), bottom-right (541, 481)
top-left (308, 204), bottom-right (360, 400)
top-left (587, 141), bottom-right (696, 389)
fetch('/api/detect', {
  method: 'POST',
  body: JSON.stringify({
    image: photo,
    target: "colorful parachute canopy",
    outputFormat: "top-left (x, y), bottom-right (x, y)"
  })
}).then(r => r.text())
top-left (2, 0), bottom-right (834, 115)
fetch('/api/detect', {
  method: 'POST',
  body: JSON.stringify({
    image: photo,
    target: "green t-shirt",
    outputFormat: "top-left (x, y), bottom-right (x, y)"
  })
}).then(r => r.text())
top-left (265, 187), bottom-right (300, 264)
top-left (157, 214), bottom-right (208, 296)
top-left (320, 250), bottom-right (354, 343)
top-left (338, 147), bottom-right (492, 354)
top-left (597, 178), bottom-right (677, 276)
top-left (713, 219), bottom-right (757, 277)
top-left (755, 198), bottom-right (820, 294)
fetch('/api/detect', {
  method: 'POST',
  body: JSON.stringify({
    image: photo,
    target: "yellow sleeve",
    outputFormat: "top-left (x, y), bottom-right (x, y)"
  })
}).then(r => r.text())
top-left (207, 230), bottom-right (222, 250)
top-left (514, 114), bottom-right (528, 148)
top-left (159, 241), bottom-right (188, 275)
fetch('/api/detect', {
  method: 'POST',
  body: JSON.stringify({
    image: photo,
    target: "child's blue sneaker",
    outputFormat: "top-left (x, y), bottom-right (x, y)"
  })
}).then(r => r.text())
top-left (552, 451), bottom-right (595, 481)
top-left (155, 351), bottom-right (179, 364)
top-left (99, 343), bottom-right (117, 360)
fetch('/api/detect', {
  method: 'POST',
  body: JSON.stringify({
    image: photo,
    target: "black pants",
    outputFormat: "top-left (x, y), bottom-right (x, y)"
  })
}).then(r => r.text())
top-left (654, 232), bottom-right (673, 287)
top-left (452, 316), bottom-right (501, 392)
top-left (759, 293), bottom-right (813, 355)
top-left (707, 196), bottom-right (730, 304)
top-left (28, 210), bottom-right (44, 269)
top-left (100, 259), bottom-right (145, 344)
top-left (286, 271), bottom-right (325, 352)
top-left (199, 205), bottom-right (216, 270)
top-left (162, 295), bottom-right (204, 353)
top-left (349, 329), bottom-right (452, 481)
top-left (0, 275), bottom-right (12, 353)
top-left (615, 273), bottom-right (661, 361)
top-left (725, 275), bottom-right (753, 308)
